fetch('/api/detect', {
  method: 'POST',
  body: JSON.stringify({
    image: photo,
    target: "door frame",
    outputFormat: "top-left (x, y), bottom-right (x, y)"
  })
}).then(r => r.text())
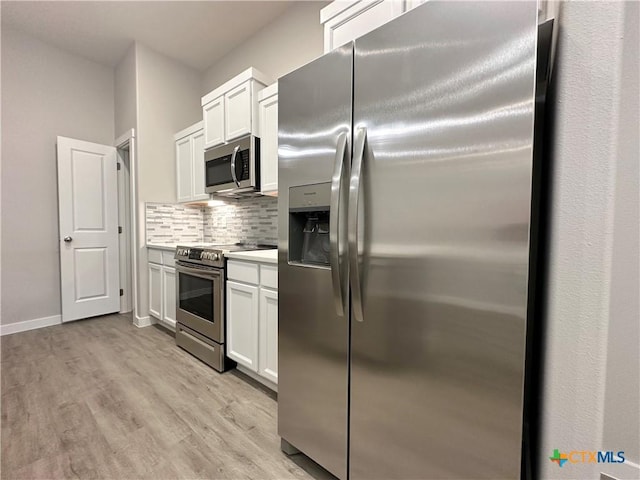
top-left (114, 129), bottom-right (138, 320)
top-left (116, 142), bottom-right (132, 314)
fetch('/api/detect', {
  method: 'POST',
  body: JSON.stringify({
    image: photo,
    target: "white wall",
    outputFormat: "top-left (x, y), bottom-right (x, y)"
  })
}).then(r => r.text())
top-left (136, 43), bottom-right (201, 203)
top-left (540, 2), bottom-right (639, 479)
top-left (133, 43), bottom-right (202, 320)
top-left (202, 1), bottom-right (326, 93)
top-left (115, 44), bottom-right (137, 138)
top-left (1, 26), bottom-right (115, 325)
top-left (601, 0), bottom-right (639, 471)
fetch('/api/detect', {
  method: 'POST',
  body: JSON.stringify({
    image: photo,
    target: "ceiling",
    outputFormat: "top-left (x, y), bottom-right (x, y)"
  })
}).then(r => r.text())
top-left (1, 1), bottom-right (297, 71)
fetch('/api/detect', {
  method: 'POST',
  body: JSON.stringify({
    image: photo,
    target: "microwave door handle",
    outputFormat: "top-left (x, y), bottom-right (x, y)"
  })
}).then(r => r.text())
top-left (330, 132), bottom-right (348, 317)
top-left (230, 145), bottom-right (240, 187)
top-left (349, 127), bottom-right (366, 323)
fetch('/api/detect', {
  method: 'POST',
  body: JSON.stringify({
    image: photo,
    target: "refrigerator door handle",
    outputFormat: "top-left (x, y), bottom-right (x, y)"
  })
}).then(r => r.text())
top-left (330, 132), bottom-right (348, 317)
top-left (349, 127), bottom-right (366, 323)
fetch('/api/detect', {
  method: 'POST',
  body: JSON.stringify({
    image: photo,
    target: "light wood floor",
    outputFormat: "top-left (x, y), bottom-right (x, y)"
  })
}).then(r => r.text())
top-left (1, 313), bottom-right (334, 480)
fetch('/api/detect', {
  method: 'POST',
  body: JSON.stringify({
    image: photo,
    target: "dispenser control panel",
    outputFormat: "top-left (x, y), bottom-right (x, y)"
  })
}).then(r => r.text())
top-left (289, 183), bottom-right (331, 212)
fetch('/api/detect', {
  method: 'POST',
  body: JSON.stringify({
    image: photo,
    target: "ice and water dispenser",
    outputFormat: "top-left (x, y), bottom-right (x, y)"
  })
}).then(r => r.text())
top-left (288, 183), bottom-right (332, 267)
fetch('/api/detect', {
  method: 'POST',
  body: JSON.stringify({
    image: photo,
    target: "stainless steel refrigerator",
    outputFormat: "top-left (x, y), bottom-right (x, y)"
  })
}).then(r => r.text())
top-left (278, 2), bottom-right (552, 478)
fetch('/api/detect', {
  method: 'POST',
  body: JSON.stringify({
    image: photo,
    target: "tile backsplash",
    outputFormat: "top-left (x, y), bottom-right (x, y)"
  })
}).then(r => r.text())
top-left (146, 203), bottom-right (204, 244)
top-left (203, 196), bottom-right (278, 245)
top-left (145, 196), bottom-right (278, 246)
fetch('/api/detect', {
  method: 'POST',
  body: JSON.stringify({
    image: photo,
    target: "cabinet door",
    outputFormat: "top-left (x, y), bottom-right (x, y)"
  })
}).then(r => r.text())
top-left (191, 130), bottom-right (208, 201)
top-left (148, 263), bottom-right (162, 319)
top-left (225, 81), bottom-right (252, 141)
top-left (203, 96), bottom-right (224, 149)
top-left (162, 266), bottom-right (176, 327)
top-left (259, 287), bottom-right (278, 384)
top-left (176, 135), bottom-right (192, 202)
top-left (324, 0), bottom-right (405, 53)
top-left (259, 92), bottom-right (278, 194)
top-left (405, 0), bottom-right (426, 12)
top-left (226, 280), bottom-right (259, 371)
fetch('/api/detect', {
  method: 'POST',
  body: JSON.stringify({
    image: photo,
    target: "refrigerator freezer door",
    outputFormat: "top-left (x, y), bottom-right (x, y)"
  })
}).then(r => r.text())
top-left (278, 44), bottom-right (352, 480)
top-left (349, 2), bottom-right (539, 479)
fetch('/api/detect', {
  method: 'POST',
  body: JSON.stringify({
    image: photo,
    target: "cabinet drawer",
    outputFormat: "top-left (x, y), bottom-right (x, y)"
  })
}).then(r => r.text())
top-left (260, 264), bottom-right (278, 289)
top-left (227, 260), bottom-right (259, 284)
top-left (162, 250), bottom-right (175, 266)
top-left (148, 248), bottom-right (162, 264)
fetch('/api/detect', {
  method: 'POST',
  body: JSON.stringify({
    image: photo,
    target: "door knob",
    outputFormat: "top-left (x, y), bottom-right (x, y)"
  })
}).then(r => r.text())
top-left (64, 236), bottom-right (73, 243)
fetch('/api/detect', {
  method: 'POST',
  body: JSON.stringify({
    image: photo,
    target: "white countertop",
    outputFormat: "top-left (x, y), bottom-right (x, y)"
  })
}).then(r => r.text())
top-left (146, 243), bottom-right (177, 251)
top-left (146, 242), bottom-right (207, 251)
top-left (225, 249), bottom-right (278, 264)
top-left (147, 244), bottom-right (278, 264)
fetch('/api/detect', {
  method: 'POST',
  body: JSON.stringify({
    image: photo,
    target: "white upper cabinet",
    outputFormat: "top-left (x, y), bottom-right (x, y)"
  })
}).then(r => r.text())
top-left (258, 83), bottom-right (278, 196)
top-left (201, 68), bottom-right (272, 150)
top-left (225, 82), bottom-right (252, 141)
top-left (321, 0), bottom-right (426, 53)
top-left (175, 121), bottom-right (208, 204)
top-left (203, 97), bottom-right (224, 149)
top-left (176, 135), bottom-right (192, 203)
top-left (191, 130), bottom-right (206, 199)
top-left (405, 0), bottom-right (427, 10)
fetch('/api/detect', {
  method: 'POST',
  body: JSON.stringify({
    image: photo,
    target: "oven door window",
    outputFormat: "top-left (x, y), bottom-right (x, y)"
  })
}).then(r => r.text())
top-left (206, 155), bottom-right (233, 187)
top-left (178, 272), bottom-right (214, 322)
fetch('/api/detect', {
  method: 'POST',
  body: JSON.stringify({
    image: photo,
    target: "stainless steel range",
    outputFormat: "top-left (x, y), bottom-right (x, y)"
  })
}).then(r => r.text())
top-left (174, 243), bottom-right (272, 372)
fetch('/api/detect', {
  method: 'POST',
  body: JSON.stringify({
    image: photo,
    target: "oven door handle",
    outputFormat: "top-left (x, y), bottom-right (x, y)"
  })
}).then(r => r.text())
top-left (175, 263), bottom-right (221, 279)
top-left (230, 145), bottom-right (241, 187)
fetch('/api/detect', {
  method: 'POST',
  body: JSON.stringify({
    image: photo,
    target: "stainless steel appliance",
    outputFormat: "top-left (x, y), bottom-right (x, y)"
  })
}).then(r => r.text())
top-left (175, 243), bottom-right (271, 371)
top-left (278, 2), bottom-right (553, 479)
top-left (205, 135), bottom-right (260, 196)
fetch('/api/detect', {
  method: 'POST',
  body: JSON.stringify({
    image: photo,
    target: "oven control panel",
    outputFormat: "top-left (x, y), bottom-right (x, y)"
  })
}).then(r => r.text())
top-left (188, 249), bottom-right (203, 260)
top-left (202, 252), bottom-right (220, 261)
top-left (175, 247), bottom-right (223, 268)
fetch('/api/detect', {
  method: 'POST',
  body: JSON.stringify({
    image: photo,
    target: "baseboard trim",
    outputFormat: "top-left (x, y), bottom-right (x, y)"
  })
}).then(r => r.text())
top-left (133, 315), bottom-right (154, 328)
top-left (236, 365), bottom-right (278, 393)
top-left (0, 315), bottom-right (62, 336)
top-left (156, 317), bottom-right (176, 332)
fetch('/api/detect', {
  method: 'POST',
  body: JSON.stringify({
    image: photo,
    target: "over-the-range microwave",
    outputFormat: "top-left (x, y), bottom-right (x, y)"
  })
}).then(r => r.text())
top-left (205, 135), bottom-right (260, 196)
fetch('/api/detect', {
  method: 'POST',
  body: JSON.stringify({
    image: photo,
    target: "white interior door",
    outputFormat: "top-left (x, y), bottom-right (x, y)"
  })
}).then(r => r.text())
top-left (57, 136), bottom-right (120, 322)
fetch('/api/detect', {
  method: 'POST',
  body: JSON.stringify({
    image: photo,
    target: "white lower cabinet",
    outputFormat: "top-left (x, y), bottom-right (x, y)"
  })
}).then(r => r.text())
top-left (226, 259), bottom-right (278, 390)
top-left (258, 287), bottom-right (278, 384)
top-left (226, 280), bottom-right (259, 371)
top-left (148, 247), bottom-right (177, 330)
top-left (148, 263), bottom-right (162, 319)
top-left (162, 267), bottom-right (176, 326)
